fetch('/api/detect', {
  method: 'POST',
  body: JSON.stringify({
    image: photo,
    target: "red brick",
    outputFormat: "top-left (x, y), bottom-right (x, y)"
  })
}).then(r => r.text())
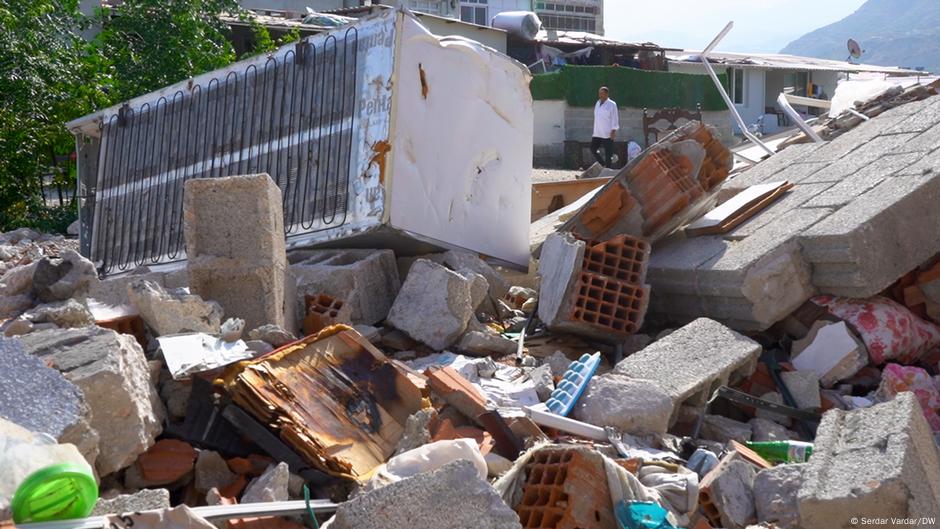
top-left (570, 271), bottom-right (649, 335)
top-left (136, 439), bottom-right (197, 484)
top-left (515, 449), bottom-right (617, 529)
top-left (302, 293), bottom-right (346, 335)
top-left (426, 366), bottom-right (489, 421)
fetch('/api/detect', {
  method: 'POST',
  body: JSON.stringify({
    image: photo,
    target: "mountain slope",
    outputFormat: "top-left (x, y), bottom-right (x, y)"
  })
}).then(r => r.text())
top-left (781, 0), bottom-right (940, 73)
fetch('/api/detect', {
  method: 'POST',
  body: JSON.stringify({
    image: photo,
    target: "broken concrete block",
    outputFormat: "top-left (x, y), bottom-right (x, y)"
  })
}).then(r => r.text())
top-left (330, 459), bottom-right (522, 529)
top-left (219, 317), bottom-right (244, 342)
top-left (572, 374), bottom-right (673, 436)
top-left (17, 327), bottom-right (164, 476)
top-left (387, 259), bottom-right (474, 350)
top-left (526, 364), bottom-right (555, 402)
top-left (797, 392), bottom-right (940, 529)
top-left (702, 414), bottom-right (753, 444)
top-left (538, 232), bottom-right (651, 341)
top-left (127, 279), bottom-right (222, 335)
top-left (749, 418), bottom-right (793, 442)
top-left (195, 450), bottom-right (237, 494)
top-left (0, 261), bottom-right (38, 297)
top-left (705, 459), bottom-right (757, 529)
top-left (291, 249), bottom-right (400, 325)
top-left (791, 320), bottom-right (869, 387)
top-left (21, 298), bottom-right (94, 328)
top-left (31, 250), bottom-right (98, 303)
top-left (455, 330), bottom-right (518, 357)
top-left (160, 377), bottom-right (191, 422)
top-left (184, 174), bottom-right (291, 333)
top-left (245, 340), bottom-right (273, 355)
top-left (0, 337), bottom-right (99, 466)
top-left (2, 317), bottom-right (35, 336)
top-left (545, 350), bottom-right (573, 378)
top-left (394, 408), bottom-right (438, 456)
top-left (0, 293), bottom-right (34, 319)
top-left (614, 318), bottom-right (760, 425)
top-left (456, 268), bottom-right (489, 311)
top-left (781, 370), bottom-right (821, 410)
top-left (242, 462), bottom-right (289, 503)
top-left (247, 324), bottom-right (296, 347)
top-left (443, 249), bottom-right (510, 300)
top-left (91, 489), bottom-right (171, 516)
top-left (754, 464), bottom-right (805, 529)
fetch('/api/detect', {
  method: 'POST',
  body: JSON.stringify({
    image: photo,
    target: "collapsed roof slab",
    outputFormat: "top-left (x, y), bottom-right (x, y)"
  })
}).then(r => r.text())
top-left (648, 95), bottom-right (940, 330)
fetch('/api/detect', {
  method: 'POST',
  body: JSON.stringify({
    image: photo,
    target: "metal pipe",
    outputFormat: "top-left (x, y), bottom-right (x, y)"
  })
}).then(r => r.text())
top-left (17, 500), bottom-right (339, 529)
top-left (776, 93), bottom-right (824, 143)
top-left (699, 22), bottom-right (775, 157)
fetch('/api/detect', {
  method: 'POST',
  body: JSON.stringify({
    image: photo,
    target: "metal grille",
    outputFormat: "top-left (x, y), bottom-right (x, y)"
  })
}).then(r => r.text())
top-left (89, 28), bottom-right (359, 275)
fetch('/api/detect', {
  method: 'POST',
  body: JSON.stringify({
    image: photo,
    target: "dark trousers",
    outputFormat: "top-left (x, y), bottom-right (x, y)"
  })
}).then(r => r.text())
top-left (591, 136), bottom-right (614, 168)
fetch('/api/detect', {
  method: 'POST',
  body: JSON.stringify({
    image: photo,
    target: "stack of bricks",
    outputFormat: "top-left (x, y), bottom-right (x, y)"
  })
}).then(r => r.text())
top-left (538, 232), bottom-right (650, 342)
top-left (562, 121), bottom-right (732, 245)
top-left (571, 235), bottom-right (650, 336)
top-left (515, 449), bottom-right (618, 529)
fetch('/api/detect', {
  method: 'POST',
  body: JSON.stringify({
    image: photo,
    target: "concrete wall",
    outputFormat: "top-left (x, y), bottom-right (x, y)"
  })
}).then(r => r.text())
top-left (531, 100), bottom-right (734, 167)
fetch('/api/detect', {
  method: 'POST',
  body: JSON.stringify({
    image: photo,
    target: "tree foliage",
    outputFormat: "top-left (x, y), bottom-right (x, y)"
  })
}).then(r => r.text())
top-left (0, 0), bottom-right (244, 232)
top-left (94, 0), bottom-right (241, 102)
top-left (0, 0), bottom-right (104, 231)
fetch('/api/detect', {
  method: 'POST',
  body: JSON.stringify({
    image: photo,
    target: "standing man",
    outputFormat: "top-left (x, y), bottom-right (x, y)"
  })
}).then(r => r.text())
top-left (591, 86), bottom-right (619, 168)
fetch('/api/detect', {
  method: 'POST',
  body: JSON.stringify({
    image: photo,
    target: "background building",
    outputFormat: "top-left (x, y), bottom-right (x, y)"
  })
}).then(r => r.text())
top-left (534, 0), bottom-right (603, 35)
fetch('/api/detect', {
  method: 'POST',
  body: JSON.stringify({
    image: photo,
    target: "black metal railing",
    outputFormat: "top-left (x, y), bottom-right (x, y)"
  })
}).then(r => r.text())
top-left (89, 27), bottom-right (359, 275)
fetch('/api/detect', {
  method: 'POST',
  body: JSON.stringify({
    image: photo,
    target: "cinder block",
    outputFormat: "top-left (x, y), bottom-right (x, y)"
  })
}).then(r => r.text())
top-left (183, 173), bottom-right (286, 268)
top-left (797, 392), bottom-right (940, 529)
top-left (515, 449), bottom-right (617, 529)
top-left (291, 249), bottom-right (400, 325)
top-left (614, 318), bottom-right (760, 425)
top-left (184, 174), bottom-right (290, 332)
top-left (188, 260), bottom-right (289, 333)
top-left (386, 259), bottom-right (473, 350)
top-left (754, 464), bottom-right (805, 529)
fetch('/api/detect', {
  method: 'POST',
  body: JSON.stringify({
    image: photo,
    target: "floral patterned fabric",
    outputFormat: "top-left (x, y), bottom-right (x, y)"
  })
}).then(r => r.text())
top-left (813, 295), bottom-right (940, 365)
top-left (877, 363), bottom-right (940, 432)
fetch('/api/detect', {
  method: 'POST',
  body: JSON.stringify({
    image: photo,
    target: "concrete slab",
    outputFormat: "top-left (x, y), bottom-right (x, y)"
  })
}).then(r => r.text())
top-left (0, 337), bottom-right (99, 466)
top-left (614, 318), bottom-right (760, 424)
top-left (801, 171), bottom-right (940, 297)
top-left (797, 392), bottom-right (940, 529)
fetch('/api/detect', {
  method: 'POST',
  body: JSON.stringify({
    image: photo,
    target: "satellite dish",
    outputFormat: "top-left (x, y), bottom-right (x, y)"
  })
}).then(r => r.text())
top-left (847, 39), bottom-right (863, 62)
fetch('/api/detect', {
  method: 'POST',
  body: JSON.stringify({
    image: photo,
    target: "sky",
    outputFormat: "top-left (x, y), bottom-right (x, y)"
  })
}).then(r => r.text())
top-left (606, 0), bottom-right (867, 53)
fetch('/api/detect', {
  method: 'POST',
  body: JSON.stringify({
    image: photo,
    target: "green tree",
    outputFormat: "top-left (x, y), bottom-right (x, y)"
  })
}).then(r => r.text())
top-left (0, 0), bottom-right (104, 232)
top-left (92, 0), bottom-right (240, 103)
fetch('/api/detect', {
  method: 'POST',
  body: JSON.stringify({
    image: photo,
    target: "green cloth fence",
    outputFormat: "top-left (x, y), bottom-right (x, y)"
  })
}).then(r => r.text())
top-left (530, 65), bottom-right (730, 111)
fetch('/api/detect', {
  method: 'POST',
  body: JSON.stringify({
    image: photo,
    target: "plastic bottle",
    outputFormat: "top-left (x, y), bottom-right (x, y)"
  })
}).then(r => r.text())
top-left (0, 421), bottom-right (98, 523)
top-left (745, 440), bottom-right (814, 464)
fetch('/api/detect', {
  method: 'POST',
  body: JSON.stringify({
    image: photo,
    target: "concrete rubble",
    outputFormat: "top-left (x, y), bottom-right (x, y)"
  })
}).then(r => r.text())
top-left (15, 326), bottom-right (164, 476)
top-left (127, 279), bottom-right (223, 335)
top-left (797, 392), bottom-right (940, 528)
top-left (184, 173), bottom-right (294, 333)
top-left (4, 28), bottom-right (940, 529)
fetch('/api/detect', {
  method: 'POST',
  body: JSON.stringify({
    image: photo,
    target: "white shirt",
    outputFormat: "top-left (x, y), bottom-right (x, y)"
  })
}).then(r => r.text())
top-left (593, 98), bottom-right (620, 139)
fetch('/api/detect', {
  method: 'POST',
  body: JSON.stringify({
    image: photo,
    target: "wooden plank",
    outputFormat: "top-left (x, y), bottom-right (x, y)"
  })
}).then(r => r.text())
top-left (531, 176), bottom-right (612, 222)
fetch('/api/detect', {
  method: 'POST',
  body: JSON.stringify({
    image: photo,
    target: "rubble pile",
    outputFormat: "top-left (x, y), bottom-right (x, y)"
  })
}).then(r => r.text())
top-left (4, 32), bottom-right (940, 529)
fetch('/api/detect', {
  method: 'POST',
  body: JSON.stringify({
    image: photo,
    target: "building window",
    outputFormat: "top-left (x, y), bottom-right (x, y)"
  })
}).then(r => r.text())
top-left (460, 0), bottom-right (488, 26)
top-left (409, 0), bottom-right (445, 15)
top-left (731, 68), bottom-right (745, 105)
top-left (538, 13), bottom-right (596, 32)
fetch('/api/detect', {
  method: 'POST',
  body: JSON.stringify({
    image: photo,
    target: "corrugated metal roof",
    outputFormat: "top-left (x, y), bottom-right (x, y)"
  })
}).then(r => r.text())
top-left (668, 51), bottom-right (925, 75)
